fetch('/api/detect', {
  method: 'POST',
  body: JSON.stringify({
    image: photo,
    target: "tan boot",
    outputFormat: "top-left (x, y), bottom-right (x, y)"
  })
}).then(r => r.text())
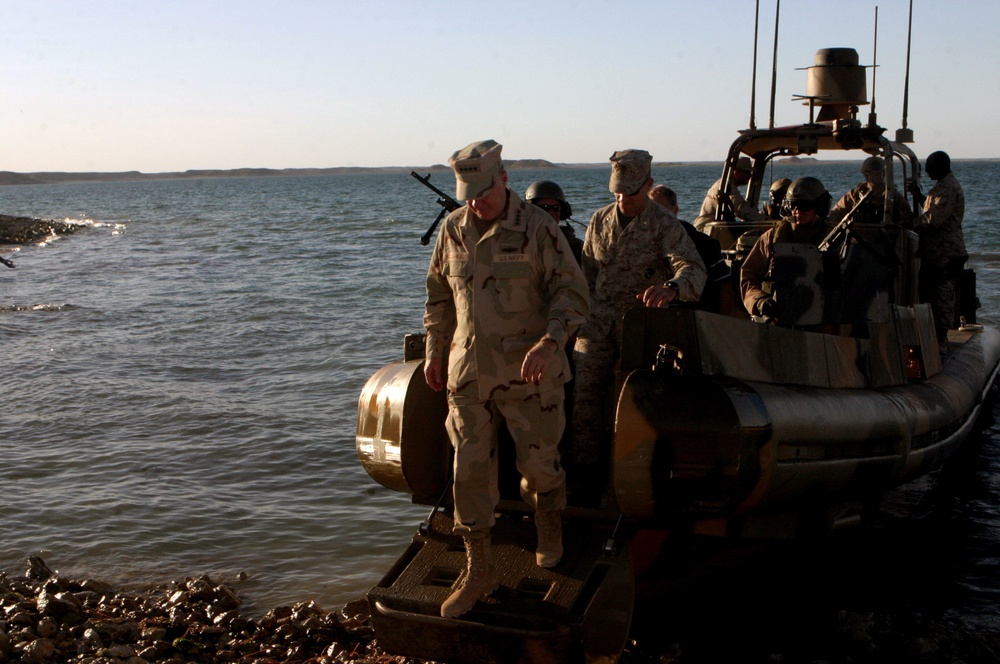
top-left (440, 538), bottom-right (499, 618)
top-left (535, 510), bottom-right (563, 568)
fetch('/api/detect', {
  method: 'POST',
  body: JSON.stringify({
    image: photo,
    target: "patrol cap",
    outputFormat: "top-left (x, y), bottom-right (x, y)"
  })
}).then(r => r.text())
top-left (735, 156), bottom-right (753, 173)
top-left (861, 156), bottom-right (884, 173)
top-left (609, 149), bottom-right (652, 194)
top-left (449, 139), bottom-right (504, 200)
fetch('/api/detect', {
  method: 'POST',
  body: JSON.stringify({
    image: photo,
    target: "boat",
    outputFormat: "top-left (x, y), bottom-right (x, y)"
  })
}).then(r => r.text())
top-left (353, 8), bottom-right (1000, 662)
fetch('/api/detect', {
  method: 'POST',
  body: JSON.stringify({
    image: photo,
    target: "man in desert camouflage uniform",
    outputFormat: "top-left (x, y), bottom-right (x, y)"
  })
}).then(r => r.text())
top-left (827, 156), bottom-right (913, 227)
top-left (571, 150), bottom-right (705, 495)
top-left (694, 156), bottom-right (768, 230)
top-left (908, 150), bottom-right (967, 353)
top-left (423, 140), bottom-right (590, 619)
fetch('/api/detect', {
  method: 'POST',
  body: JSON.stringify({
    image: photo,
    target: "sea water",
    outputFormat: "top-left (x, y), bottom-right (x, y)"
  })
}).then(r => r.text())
top-left (1, 161), bottom-right (999, 623)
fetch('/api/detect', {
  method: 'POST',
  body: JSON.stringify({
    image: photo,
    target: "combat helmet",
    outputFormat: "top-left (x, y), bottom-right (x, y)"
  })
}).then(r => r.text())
top-left (769, 177), bottom-right (793, 203)
top-left (861, 156), bottom-right (884, 173)
top-left (784, 176), bottom-right (832, 218)
top-left (525, 180), bottom-right (572, 219)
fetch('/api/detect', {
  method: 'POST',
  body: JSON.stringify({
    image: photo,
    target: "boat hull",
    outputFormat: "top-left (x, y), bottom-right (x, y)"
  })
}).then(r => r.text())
top-left (613, 322), bottom-right (1000, 537)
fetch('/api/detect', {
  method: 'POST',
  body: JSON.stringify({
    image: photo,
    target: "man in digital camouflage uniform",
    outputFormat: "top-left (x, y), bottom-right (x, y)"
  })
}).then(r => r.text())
top-left (827, 156), bottom-right (913, 227)
top-left (423, 140), bottom-right (590, 618)
top-left (572, 149), bottom-right (705, 497)
top-left (908, 150), bottom-right (967, 353)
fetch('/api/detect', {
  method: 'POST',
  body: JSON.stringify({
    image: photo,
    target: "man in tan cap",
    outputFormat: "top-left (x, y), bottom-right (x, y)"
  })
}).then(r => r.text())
top-left (694, 156), bottom-right (768, 230)
top-left (570, 149), bottom-right (705, 500)
top-left (423, 139), bottom-right (590, 618)
top-left (827, 156), bottom-right (913, 227)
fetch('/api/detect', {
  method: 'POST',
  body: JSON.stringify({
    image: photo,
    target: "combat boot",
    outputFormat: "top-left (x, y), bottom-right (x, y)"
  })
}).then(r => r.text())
top-left (535, 509), bottom-right (563, 568)
top-left (440, 537), bottom-right (499, 618)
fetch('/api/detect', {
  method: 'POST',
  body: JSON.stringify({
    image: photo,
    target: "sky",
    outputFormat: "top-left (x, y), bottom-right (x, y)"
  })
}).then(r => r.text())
top-left (2, 0), bottom-right (998, 173)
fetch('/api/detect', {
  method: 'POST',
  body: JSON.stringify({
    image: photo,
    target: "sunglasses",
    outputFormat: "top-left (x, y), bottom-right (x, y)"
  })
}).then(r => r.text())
top-left (535, 203), bottom-right (562, 213)
top-left (786, 201), bottom-right (818, 212)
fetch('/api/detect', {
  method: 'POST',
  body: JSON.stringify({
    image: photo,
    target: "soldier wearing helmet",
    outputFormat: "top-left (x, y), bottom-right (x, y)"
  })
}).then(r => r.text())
top-left (762, 178), bottom-right (792, 220)
top-left (524, 180), bottom-right (583, 264)
top-left (827, 156), bottom-right (913, 227)
top-left (740, 176), bottom-right (833, 321)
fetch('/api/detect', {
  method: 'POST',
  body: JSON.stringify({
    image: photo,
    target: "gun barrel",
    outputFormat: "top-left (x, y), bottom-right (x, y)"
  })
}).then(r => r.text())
top-left (413, 171), bottom-right (463, 244)
top-left (818, 189), bottom-right (873, 252)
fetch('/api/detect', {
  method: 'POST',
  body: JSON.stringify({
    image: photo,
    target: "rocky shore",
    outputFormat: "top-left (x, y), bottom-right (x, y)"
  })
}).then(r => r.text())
top-left (3, 554), bottom-right (1000, 664)
top-left (0, 557), bottom-right (418, 664)
top-left (0, 215), bottom-right (81, 246)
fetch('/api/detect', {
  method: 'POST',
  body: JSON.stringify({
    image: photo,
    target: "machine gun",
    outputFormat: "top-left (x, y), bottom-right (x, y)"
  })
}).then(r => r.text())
top-left (818, 188), bottom-right (873, 253)
top-left (411, 171), bottom-right (462, 246)
top-left (1, 256), bottom-right (14, 269)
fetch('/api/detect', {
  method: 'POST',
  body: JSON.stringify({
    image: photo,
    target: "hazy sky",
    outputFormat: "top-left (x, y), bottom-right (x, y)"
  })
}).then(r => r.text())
top-left (3, 1), bottom-right (997, 173)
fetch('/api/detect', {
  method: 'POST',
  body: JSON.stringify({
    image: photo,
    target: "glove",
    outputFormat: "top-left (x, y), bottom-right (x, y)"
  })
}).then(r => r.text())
top-left (756, 297), bottom-right (777, 318)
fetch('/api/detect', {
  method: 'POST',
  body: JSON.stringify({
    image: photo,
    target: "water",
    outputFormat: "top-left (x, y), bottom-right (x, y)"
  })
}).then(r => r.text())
top-left (1, 162), bottom-right (999, 623)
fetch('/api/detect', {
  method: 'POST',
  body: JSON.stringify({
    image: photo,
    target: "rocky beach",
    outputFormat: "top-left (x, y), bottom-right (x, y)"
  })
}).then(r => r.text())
top-left (3, 552), bottom-right (1000, 664)
top-left (0, 215), bottom-right (82, 246)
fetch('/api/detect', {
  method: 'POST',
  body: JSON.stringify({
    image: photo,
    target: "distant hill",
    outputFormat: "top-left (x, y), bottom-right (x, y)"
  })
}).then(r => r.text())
top-left (0, 159), bottom-right (564, 186)
top-left (10, 156), bottom-right (995, 187)
top-left (0, 171), bottom-right (44, 185)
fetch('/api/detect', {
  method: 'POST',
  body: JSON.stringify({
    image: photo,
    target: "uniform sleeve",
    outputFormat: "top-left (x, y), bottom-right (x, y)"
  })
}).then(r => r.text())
top-left (740, 230), bottom-right (772, 315)
top-left (734, 186), bottom-right (767, 221)
top-left (541, 220), bottom-right (590, 348)
top-left (423, 218), bottom-right (457, 359)
top-left (662, 218), bottom-right (707, 302)
top-left (827, 192), bottom-right (852, 226)
top-left (918, 180), bottom-right (958, 229)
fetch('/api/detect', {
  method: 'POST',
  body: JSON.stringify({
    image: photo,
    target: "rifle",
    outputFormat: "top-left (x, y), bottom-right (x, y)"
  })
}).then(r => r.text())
top-left (411, 171), bottom-right (462, 245)
top-left (1, 256), bottom-right (14, 269)
top-left (818, 188), bottom-right (873, 252)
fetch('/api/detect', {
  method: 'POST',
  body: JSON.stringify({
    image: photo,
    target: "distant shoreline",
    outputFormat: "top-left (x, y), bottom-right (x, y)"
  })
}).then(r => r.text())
top-left (3, 157), bottom-right (997, 186)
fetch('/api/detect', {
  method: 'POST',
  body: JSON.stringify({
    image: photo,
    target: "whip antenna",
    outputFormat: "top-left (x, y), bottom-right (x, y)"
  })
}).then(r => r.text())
top-left (897, 0), bottom-right (914, 142)
top-left (768, 0), bottom-right (781, 128)
top-left (750, 0), bottom-right (760, 130)
top-left (868, 6), bottom-right (878, 127)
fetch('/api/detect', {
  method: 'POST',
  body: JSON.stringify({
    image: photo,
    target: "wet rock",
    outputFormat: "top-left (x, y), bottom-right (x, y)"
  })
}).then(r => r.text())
top-left (24, 557), bottom-right (53, 582)
top-left (0, 215), bottom-right (81, 245)
top-left (19, 637), bottom-right (55, 663)
top-left (34, 617), bottom-right (57, 639)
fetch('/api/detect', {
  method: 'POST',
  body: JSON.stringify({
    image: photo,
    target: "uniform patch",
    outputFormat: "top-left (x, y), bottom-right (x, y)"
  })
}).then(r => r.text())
top-left (496, 253), bottom-right (528, 263)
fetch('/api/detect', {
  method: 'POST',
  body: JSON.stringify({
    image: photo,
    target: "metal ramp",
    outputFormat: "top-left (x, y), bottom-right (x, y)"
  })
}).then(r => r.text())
top-left (368, 511), bottom-right (633, 663)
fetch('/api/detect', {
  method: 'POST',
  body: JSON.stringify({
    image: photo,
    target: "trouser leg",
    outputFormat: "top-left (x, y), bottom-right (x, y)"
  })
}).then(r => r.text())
top-left (571, 333), bottom-right (618, 468)
top-left (498, 388), bottom-right (567, 513)
top-left (446, 394), bottom-right (500, 540)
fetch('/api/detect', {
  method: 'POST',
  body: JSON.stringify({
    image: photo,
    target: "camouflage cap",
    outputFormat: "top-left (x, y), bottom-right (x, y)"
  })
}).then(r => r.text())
top-left (609, 149), bottom-right (652, 194)
top-left (449, 139), bottom-right (503, 200)
top-left (861, 156), bottom-right (884, 173)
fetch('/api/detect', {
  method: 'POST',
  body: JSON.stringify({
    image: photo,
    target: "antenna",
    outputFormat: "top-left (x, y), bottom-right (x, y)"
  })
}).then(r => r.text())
top-left (750, 0), bottom-right (760, 130)
top-left (868, 6), bottom-right (878, 127)
top-left (768, 0), bottom-right (781, 128)
top-left (897, 0), bottom-right (914, 143)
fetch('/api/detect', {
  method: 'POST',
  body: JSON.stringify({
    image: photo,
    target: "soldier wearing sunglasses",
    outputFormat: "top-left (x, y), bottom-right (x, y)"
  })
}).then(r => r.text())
top-left (740, 176), bottom-right (832, 321)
